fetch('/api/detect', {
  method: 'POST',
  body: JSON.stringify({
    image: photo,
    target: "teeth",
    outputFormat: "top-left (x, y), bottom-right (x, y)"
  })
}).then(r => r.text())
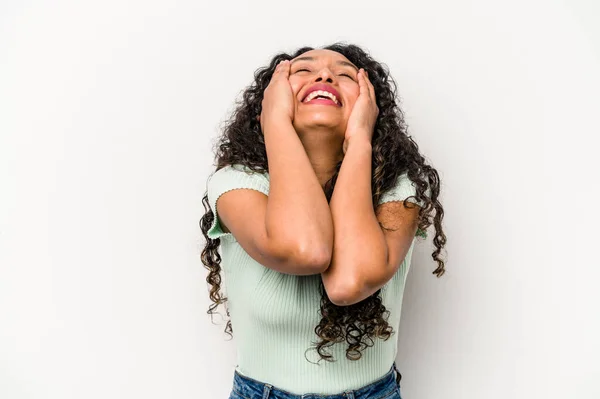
top-left (304, 90), bottom-right (340, 105)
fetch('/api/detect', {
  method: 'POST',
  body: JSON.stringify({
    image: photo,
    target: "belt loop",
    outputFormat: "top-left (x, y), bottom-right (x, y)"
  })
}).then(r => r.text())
top-left (344, 391), bottom-right (355, 399)
top-left (262, 383), bottom-right (272, 399)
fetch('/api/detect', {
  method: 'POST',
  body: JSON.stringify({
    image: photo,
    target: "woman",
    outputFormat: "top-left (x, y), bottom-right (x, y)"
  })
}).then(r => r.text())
top-left (200, 43), bottom-right (447, 399)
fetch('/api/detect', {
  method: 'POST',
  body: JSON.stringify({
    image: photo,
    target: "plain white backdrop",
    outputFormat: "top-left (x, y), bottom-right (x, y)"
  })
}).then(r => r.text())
top-left (1, 0), bottom-right (599, 398)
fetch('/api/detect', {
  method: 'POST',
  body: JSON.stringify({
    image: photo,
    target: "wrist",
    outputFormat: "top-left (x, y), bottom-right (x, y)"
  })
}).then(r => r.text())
top-left (262, 116), bottom-right (293, 132)
top-left (344, 135), bottom-right (372, 152)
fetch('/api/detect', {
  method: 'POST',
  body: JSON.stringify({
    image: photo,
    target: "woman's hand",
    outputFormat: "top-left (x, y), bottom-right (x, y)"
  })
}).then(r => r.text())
top-left (259, 60), bottom-right (295, 130)
top-left (343, 69), bottom-right (379, 154)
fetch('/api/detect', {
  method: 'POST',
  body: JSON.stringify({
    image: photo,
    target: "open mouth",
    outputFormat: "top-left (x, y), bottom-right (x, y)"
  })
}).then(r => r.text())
top-left (302, 90), bottom-right (342, 106)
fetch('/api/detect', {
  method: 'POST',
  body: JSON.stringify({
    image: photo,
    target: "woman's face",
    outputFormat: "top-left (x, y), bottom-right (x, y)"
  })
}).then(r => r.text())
top-left (288, 49), bottom-right (360, 135)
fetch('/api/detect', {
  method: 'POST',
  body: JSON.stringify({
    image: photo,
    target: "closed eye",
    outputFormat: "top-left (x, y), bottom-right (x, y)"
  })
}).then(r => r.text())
top-left (294, 68), bottom-right (355, 80)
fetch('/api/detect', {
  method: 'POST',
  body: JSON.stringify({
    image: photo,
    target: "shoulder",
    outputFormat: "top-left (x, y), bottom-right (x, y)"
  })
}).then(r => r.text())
top-left (378, 171), bottom-right (429, 207)
top-left (207, 164), bottom-right (270, 198)
top-left (208, 163), bottom-right (268, 182)
top-left (205, 164), bottom-right (270, 240)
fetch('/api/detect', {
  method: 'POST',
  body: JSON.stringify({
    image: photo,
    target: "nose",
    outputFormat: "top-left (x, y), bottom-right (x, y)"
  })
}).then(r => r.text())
top-left (314, 67), bottom-right (335, 84)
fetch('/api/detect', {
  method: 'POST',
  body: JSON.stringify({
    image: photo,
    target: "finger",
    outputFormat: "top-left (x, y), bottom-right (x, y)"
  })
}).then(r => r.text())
top-left (358, 69), bottom-right (368, 97)
top-left (360, 70), bottom-right (370, 99)
top-left (270, 63), bottom-right (280, 81)
top-left (281, 59), bottom-right (290, 78)
top-left (364, 70), bottom-right (375, 100)
top-left (274, 60), bottom-right (288, 78)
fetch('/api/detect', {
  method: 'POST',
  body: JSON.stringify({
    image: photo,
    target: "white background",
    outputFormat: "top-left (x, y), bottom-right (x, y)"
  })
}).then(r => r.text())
top-left (1, 0), bottom-right (599, 398)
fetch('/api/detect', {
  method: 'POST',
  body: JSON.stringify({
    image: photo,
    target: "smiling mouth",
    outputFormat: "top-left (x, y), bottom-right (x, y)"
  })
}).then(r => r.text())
top-left (303, 98), bottom-right (340, 106)
top-left (302, 91), bottom-right (342, 106)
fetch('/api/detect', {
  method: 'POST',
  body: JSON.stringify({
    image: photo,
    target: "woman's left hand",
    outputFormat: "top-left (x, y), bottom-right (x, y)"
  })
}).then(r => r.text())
top-left (343, 68), bottom-right (379, 154)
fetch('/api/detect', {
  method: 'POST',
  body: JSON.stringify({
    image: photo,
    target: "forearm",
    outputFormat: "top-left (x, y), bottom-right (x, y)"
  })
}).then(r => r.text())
top-left (263, 118), bottom-right (334, 264)
top-left (322, 137), bottom-right (387, 297)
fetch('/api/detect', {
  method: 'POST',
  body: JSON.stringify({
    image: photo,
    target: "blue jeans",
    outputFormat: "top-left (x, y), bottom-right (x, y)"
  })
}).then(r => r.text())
top-left (228, 362), bottom-right (402, 399)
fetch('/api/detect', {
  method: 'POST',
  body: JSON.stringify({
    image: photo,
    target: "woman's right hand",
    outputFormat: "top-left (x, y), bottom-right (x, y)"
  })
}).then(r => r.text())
top-left (259, 60), bottom-right (294, 130)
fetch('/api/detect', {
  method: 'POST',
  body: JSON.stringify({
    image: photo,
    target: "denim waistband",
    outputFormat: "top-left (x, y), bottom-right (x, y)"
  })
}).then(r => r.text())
top-left (230, 362), bottom-right (402, 399)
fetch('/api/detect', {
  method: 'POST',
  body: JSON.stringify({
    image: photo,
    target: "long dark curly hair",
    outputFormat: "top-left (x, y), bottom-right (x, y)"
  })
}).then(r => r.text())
top-left (200, 42), bottom-right (447, 362)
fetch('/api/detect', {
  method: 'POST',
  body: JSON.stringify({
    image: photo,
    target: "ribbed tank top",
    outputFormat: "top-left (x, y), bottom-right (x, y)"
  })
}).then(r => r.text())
top-left (206, 164), bottom-right (425, 395)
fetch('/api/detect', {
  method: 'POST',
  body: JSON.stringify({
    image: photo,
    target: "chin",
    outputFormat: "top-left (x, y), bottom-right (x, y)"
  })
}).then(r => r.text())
top-left (294, 116), bottom-right (344, 130)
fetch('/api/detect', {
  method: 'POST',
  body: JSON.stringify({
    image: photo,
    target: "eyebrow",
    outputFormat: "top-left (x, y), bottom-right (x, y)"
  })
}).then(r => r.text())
top-left (290, 56), bottom-right (359, 72)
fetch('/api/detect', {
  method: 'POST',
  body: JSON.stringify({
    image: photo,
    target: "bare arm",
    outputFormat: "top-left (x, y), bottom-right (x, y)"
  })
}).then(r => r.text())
top-left (321, 137), bottom-right (419, 304)
top-left (215, 60), bottom-right (333, 275)
top-left (262, 117), bottom-right (333, 270)
top-left (320, 138), bottom-right (388, 304)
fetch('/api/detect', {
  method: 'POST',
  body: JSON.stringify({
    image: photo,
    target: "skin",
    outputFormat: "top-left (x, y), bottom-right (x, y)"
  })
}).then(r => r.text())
top-left (255, 49), bottom-right (419, 305)
top-left (260, 49), bottom-right (378, 189)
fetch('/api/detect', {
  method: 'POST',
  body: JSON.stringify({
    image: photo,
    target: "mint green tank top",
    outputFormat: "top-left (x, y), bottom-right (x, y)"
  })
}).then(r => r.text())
top-left (206, 164), bottom-right (425, 395)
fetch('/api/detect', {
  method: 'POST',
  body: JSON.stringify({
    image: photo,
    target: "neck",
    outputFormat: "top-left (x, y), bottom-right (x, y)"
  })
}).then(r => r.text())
top-left (295, 126), bottom-right (345, 189)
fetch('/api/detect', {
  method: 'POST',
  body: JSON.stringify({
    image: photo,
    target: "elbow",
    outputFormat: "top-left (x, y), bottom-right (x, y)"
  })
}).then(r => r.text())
top-left (282, 230), bottom-right (332, 273)
top-left (305, 247), bottom-right (333, 274)
top-left (328, 287), bottom-right (360, 306)
top-left (327, 279), bottom-right (362, 306)
top-left (294, 243), bottom-right (332, 274)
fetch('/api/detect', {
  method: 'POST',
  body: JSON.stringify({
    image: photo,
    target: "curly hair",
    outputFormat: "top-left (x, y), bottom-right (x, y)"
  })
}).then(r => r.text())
top-left (199, 42), bottom-right (447, 363)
